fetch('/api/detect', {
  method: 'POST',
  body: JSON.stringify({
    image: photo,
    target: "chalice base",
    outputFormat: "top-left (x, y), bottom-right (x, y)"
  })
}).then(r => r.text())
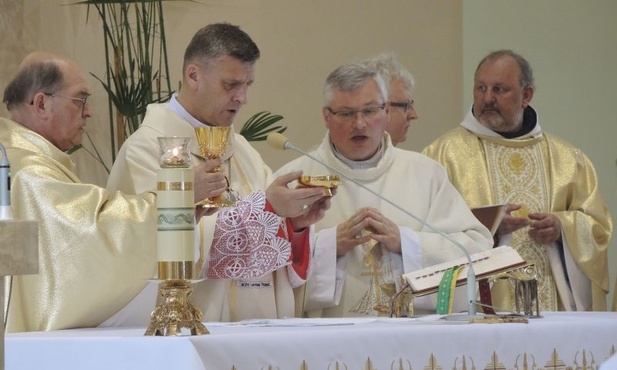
top-left (196, 189), bottom-right (238, 208)
top-left (144, 280), bottom-right (209, 336)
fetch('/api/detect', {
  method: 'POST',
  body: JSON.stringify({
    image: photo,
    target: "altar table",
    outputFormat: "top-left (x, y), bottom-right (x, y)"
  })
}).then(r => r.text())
top-left (6, 312), bottom-right (617, 370)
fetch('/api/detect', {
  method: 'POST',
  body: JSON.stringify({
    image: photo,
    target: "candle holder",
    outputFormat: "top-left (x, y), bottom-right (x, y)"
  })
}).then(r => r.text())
top-left (145, 137), bottom-right (208, 336)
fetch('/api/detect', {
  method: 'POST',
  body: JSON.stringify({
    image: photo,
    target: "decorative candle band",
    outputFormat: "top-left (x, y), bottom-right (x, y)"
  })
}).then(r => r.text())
top-left (158, 261), bottom-right (194, 280)
top-left (157, 181), bottom-right (193, 191)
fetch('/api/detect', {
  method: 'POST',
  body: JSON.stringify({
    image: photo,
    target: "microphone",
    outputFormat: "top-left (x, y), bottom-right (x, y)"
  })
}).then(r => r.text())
top-left (267, 132), bottom-right (478, 316)
top-left (0, 142), bottom-right (12, 220)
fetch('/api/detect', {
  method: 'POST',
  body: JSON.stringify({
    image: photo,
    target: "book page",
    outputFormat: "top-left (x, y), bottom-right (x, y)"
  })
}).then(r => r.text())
top-left (402, 246), bottom-right (527, 296)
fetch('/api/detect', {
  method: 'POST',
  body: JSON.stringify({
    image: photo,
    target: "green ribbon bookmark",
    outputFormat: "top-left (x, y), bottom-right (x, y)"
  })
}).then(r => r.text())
top-left (436, 266), bottom-right (461, 314)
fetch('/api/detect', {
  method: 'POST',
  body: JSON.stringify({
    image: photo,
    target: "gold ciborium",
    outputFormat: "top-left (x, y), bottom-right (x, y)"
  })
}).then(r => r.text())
top-left (298, 175), bottom-right (340, 196)
top-left (194, 126), bottom-right (238, 208)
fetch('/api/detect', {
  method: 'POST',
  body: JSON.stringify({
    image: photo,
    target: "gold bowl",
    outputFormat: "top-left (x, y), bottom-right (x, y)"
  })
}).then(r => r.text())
top-left (298, 175), bottom-right (340, 196)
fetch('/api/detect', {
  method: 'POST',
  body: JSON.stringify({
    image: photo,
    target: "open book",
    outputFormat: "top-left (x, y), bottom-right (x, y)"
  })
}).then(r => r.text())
top-left (401, 245), bottom-right (528, 296)
top-left (471, 204), bottom-right (507, 235)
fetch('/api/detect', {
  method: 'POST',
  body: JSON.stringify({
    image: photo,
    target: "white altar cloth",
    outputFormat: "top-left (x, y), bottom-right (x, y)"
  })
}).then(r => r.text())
top-left (6, 312), bottom-right (617, 370)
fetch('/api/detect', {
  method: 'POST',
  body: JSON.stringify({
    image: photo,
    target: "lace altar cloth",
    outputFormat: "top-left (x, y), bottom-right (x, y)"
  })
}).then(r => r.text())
top-left (202, 191), bottom-right (291, 279)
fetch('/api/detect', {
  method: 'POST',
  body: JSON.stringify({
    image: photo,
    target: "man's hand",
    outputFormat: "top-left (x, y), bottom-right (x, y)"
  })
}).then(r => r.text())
top-left (289, 188), bottom-right (336, 231)
top-left (336, 208), bottom-right (373, 257)
top-left (193, 159), bottom-right (226, 220)
top-left (266, 171), bottom-right (327, 219)
top-left (528, 212), bottom-right (562, 244)
top-left (363, 207), bottom-right (401, 253)
top-left (335, 207), bottom-right (400, 256)
top-left (497, 204), bottom-right (530, 236)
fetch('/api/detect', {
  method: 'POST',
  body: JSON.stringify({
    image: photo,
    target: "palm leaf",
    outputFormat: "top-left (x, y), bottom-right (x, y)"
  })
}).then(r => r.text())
top-left (239, 111), bottom-right (287, 142)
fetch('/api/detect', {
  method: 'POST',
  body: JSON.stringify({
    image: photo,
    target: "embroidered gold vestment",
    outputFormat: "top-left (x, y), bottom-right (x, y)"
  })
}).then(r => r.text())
top-left (424, 113), bottom-right (612, 311)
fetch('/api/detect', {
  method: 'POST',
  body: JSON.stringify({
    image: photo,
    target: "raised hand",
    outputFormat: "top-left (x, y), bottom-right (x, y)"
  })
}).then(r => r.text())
top-left (266, 171), bottom-right (326, 219)
top-left (193, 158), bottom-right (225, 218)
top-left (497, 204), bottom-right (530, 236)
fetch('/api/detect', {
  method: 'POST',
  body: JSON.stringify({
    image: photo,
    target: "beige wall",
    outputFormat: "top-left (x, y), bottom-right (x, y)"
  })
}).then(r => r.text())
top-left (0, 0), bottom-right (462, 183)
top-left (463, 0), bottom-right (617, 307)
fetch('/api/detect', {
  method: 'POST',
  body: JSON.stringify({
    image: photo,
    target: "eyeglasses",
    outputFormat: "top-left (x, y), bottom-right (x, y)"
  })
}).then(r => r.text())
top-left (44, 92), bottom-right (90, 114)
top-left (326, 104), bottom-right (385, 123)
top-left (389, 100), bottom-right (414, 113)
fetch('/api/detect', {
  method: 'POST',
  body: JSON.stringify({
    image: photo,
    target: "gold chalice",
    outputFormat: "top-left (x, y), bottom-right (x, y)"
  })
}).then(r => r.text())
top-left (298, 175), bottom-right (340, 196)
top-left (194, 126), bottom-right (238, 208)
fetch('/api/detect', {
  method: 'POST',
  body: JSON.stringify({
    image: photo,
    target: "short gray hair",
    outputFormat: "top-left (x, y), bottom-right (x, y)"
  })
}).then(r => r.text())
top-left (476, 49), bottom-right (534, 89)
top-left (362, 52), bottom-right (415, 97)
top-left (3, 60), bottom-right (65, 110)
top-left (323, 63), bottom-right (387, 106)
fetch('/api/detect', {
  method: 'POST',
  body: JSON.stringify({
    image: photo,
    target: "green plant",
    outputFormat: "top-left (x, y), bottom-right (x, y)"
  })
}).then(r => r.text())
top-left (74, 0), bottom-right (185, 166)
top-left (239, 111), bottom-right (287, 142)
top-left (68, 1), bottom-right (286, 172)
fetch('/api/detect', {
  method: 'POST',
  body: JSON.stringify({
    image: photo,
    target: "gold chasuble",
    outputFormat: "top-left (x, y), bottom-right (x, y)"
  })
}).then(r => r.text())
top-left (423, 108), bottom-right (612, 312)
top-left (482, 137), bottom-right (557, 310)
top-left (0, 118), bottom-right (158, 331)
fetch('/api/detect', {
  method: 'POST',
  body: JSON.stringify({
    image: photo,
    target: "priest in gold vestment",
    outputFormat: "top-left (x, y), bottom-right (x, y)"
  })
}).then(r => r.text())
top-left (1, 52), bottom-right (220, 331)
top-left (424, 50), bottom-right (612, 311)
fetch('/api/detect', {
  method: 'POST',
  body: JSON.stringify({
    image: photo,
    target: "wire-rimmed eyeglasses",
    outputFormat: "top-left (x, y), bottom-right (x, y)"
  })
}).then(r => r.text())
top-left (43, 92), bottom-right (90, 115)
top-left (389, 100), bottom-right (414, 113)
top-left (326, 104), bottom-right (386, 123)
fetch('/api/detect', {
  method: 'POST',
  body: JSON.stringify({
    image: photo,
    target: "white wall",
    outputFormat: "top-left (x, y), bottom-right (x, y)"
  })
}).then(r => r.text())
top-left (463, 0), bottom-right (617, 307)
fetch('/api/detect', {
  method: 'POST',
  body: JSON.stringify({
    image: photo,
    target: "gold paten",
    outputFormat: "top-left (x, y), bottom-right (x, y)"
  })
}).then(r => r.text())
top-left (144, 279), bottom-right (209, 336)
top-left (298, 175), bottom-right (341, 196)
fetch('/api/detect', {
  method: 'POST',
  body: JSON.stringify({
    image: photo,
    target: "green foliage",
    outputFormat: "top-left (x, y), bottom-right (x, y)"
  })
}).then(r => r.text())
top-left (73, 0), bottom-right (182, 165)
top-left (68, 1), bottom-right (285, 173)
top-left (239, 111), bottom-right (287, 142)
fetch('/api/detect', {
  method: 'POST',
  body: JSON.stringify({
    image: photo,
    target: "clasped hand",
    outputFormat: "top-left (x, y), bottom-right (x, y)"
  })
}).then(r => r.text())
top-left (336, 207), bottom-right (401, 256)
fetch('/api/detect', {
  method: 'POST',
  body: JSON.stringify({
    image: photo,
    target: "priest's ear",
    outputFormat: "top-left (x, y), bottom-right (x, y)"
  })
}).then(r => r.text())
top-left (522, 85), bottom-right (534, 108)
top-left (30, 92), bottom-right (48, 113)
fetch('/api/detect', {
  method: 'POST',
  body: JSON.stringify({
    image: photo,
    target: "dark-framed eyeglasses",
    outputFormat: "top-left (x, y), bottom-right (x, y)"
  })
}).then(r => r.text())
top-left (43, 92), bottom-right (90, 114)
top-left (326, 104), bottom-right (386, 123)
top-left (389, 100), bottom-right (414, 113)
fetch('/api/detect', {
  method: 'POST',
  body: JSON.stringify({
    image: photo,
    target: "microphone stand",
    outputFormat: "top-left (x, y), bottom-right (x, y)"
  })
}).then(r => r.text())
top-left (0, 143), bottom-right (12, 220)
top-left (268, 134), bottom-right (478, 317)
top-left (0, 142), bottom-right (13, 330)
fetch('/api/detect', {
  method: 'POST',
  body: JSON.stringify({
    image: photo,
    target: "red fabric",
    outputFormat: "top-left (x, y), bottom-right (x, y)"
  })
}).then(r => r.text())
top-left (265, 200), bottom-right (311, 280)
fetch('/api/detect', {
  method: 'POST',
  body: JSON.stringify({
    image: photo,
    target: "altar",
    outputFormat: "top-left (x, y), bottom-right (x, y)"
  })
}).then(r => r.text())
top-left (6, 311), bottom-right (617, 370)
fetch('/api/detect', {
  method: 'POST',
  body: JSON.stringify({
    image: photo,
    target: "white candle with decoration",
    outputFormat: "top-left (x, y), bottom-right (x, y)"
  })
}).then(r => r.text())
top-left (156, 137), bottom-right (194, 280)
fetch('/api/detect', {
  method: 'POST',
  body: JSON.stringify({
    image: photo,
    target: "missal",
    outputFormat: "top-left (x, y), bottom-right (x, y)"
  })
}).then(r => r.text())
top-left (401, 246), bottom-right (527, 296)
top-left (471, 204), bottom-right (507, 235)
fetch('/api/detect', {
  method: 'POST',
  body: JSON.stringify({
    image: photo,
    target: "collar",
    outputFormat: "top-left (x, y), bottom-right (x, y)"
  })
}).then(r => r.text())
top-left (167, 93), bottom-right (205, 129)
top-left (330, 135), bottom-right (385, 170)
top-left (462, 105), bottom-right (543, 139)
